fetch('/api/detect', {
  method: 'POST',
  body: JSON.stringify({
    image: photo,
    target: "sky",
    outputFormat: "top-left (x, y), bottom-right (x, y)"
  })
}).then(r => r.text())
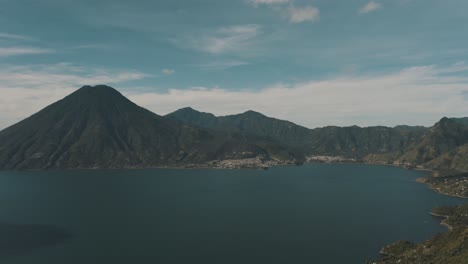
top-left (1, 0), bottom-right (468, 129)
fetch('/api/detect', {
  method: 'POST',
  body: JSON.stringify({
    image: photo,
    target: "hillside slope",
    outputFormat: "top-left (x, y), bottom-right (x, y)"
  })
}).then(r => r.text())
top-left (0, 86), bottom-right (295, 169)
top-left (167, 107), bottom-right (429, 158)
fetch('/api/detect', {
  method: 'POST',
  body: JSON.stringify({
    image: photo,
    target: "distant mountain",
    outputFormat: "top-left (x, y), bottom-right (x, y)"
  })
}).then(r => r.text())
top-left (451, 117), bottom-right (468, 127)
top-left (426, 144), bottom-right (468, 172)
top-left (397, 117), bottom-right (468, 166)
top-left (168, 107), bottom-right (429, 158)
top-left (166, 107), bottom-right (219, 128)
top-left (421, 118), bottom-right (468, 171)
top-left (0, 85), bottom-right (466, 171)
top-left (167, 107), bottom-right (313, 146)
top-left (0, 85), bottom-right (296, 169)
top-left (308, 125), bottom-right (427, 158)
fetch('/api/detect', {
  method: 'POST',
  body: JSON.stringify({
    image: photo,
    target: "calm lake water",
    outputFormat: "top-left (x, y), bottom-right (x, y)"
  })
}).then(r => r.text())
top-left (0, 164), bottom-right (464, 264)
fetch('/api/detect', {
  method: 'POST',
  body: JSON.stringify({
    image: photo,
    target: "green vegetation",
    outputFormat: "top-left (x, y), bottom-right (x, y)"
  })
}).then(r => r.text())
top-left (0, 85), bottom-right (300, 169)
top-left (423, 173), bottom-right (468, 198)
top-left (167, 107), bottom-right (314, 147)
top-left (168, 107), bottom-right (429, 158)
top-left (168, 107), bottom-right (468, 173)
top-left (451, 117), bottom-right (468, 127)
top-left (375, 204), bottom-right (468, 264)
top-left (0, 85), bottom-right (467, 175)
top-left (427, 144), bottom-right (468, 172)
top-left (397, 117), bottom-right (468, 169)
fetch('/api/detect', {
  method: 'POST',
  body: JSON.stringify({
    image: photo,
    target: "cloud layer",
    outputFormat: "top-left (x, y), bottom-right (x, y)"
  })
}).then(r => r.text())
top-left (248, 0), bottom-right (290, 6)
top-left (1, 63), bottom-right (467, 130)
top-left (246, 0), bottom-right (319, 24)
top-left (162, 69), bottom-right (175, 75)
top-left (0, 47), bottom-right (53, 57)
top-left (0, 32), bottom-right (52, 57)
top-left (128, 63), bottom-right (468, 128)
top-left (288, 6), bottom-right (320, 23)
top-left (359, 1), bottom-right (382, 14)
top-left (177, 25), bottom-right (261, 55)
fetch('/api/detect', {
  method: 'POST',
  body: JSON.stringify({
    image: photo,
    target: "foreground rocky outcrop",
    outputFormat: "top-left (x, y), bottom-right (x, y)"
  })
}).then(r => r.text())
top-left (419, 173), bottom-right (468, 198)
top-left (374, 204), bottom-right (468, 264)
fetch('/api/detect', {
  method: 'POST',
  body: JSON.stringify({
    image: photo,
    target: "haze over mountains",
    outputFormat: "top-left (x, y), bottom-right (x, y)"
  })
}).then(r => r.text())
top-left (0, 85), bottom-right (467, 171)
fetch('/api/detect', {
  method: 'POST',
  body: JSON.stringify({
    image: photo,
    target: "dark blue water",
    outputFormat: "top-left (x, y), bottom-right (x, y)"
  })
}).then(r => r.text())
top-left (0, 164), bottom-right (464, 264)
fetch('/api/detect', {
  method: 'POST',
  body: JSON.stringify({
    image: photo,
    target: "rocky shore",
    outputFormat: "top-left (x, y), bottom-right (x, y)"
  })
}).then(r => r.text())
top-left (419, 173), bottom-right (468, 198)
top-left (374, 204), bottom-right (468, 264)
top-left (429, 212), bottom-right (453, 231)
top-left (305, 155), bottom-right (356, 163)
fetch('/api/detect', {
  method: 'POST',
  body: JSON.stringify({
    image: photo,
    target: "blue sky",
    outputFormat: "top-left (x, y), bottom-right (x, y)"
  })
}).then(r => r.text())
top-left (1, 0), bottom-right (468, 129)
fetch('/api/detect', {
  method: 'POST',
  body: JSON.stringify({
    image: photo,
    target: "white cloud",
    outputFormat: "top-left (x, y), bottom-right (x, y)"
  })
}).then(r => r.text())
top-left (182, 25), bottom-right (261, 54)
top-left (0, 33), bottom-right (34, 41)
top-left (162, 69), bottom-right (175, 75)
top-left (68, 44), bottom-right (110, 50)
top-left (0, 47), bottom-right (53, 57)
top-left (196, 61), bottom-right (250, 70)
top-left (0, 63), bottom-right (150, 129)
top-left (288, 6), bottom-right (320, 23)
top-left (359, 1), bottom-right (383, 14)
top-left (246, 0), bottom-right (320, 24)
top-left (248, 0), bottom-right (291, 6)
top-left (126, 63), bottom-right (468, 128)
top-left (0, 64), bottom-right (149, 87)
top-left (2, 63), bottom-right (468, 130)
top-left (0, 33), bottom-right (53, 57)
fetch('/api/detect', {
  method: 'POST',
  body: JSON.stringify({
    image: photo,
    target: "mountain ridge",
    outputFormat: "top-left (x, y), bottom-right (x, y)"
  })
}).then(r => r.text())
top-left (0, 85), bottom-right (298, 169)
top-left (1, 85), bottom-right (467, 172)
top-left (167, 106), bottom-right (468, 172)
top-left (168, 107), bottom-right (430, 159)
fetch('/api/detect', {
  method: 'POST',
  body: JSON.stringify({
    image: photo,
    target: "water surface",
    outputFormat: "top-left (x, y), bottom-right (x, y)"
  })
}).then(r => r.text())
top-left (0, 164), bottom-right (464, 264)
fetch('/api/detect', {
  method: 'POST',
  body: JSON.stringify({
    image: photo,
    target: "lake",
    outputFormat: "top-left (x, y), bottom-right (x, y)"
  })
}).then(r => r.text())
top-left (0, 164), bottom-right (464, 264)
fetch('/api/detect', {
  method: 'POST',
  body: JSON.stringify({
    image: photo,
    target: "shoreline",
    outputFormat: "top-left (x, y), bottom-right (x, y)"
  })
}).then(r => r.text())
top-left (305, 159), bottom-right (467, 199)
top-left (3, 157), bottom-right (466, 199)
top-left (429, 212), bottom-right (453, 231)
top-left (418, 178), bottom-right (468, 199)
top-left (0, 158), bottom-right (426, 172)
